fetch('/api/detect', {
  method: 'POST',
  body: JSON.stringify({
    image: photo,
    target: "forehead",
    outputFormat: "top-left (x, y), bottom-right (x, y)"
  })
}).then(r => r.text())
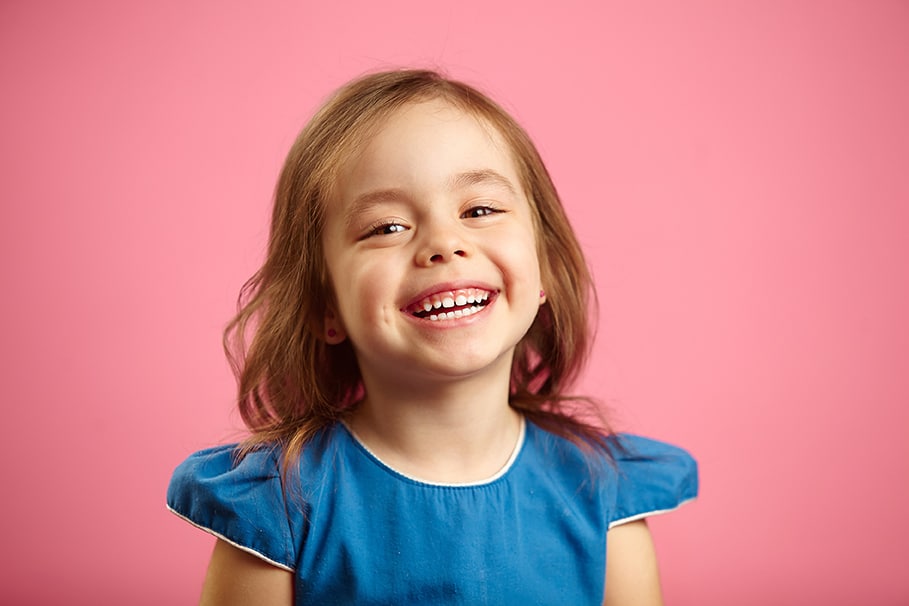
top-left (334, 99), bottom-right (522, 201)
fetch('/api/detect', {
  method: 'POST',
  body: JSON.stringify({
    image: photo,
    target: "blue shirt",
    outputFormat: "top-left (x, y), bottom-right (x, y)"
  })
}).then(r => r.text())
top-left (167, 419), bottom-right (697, 605)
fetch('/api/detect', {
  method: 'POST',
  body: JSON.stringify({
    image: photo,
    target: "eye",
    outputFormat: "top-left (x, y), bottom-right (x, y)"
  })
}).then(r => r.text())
top-left (461, 205), bottom-right (504, 219)
top-left (363, 221), bottom-right (408, 239)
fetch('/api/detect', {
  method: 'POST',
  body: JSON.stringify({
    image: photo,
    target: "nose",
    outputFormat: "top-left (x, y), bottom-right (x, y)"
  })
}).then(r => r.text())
top-left (414, 220), bottom-right (470, 267)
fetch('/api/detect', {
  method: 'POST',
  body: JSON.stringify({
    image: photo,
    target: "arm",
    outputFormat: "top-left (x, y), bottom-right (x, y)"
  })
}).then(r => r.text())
top-left (602, 520), bottom-right (663, 606)
top-left (198, 539), bottom-right (294, 606)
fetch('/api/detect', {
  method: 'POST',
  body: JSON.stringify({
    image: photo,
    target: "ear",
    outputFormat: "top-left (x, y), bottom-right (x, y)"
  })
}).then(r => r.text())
top-left (323, 308), bottom-right (347, 344)
top-left (539, 288), bottom-right (547, 305)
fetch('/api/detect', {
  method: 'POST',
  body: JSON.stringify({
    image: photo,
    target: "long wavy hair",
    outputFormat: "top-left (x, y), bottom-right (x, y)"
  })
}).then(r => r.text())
top-left (226, 69), bottom-right (613, 469)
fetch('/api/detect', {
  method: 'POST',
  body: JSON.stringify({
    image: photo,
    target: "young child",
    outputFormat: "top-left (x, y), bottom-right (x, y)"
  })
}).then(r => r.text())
top-left (167, 69), bottom-right (697, 605)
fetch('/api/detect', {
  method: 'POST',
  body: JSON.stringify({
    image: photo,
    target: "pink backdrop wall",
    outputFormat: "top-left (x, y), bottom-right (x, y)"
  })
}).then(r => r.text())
top-left (2, 1), bottom-right (907, 604)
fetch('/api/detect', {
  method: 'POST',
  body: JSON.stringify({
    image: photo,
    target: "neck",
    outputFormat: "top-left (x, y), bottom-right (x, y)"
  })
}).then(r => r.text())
top-left (346, 367), bottom-right (522, 483)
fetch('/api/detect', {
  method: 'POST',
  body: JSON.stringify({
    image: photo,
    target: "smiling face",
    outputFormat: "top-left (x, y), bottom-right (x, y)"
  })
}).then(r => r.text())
top-left (321, 99), bottom-right (544, 389)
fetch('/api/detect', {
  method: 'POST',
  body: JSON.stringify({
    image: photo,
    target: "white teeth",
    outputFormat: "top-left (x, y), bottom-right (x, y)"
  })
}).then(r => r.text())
top-left (426, 305), bottom-right (481, 321)
top-left (414, 290), bottom-right (494, 317)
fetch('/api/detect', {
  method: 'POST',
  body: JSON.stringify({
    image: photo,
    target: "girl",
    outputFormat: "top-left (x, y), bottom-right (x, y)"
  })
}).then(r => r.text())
top-left (168, 69), bottom-right (697, 605)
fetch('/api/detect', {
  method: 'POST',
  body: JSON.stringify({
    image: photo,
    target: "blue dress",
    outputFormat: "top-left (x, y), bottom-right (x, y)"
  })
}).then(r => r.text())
top-left (167, 419), bottom-right (697, 605)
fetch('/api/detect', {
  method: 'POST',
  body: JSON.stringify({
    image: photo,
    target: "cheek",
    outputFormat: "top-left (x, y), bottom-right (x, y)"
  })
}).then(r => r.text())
top-left (497, 237), bottom-right (543, 309)
top-left (335, 258), bottom-right (400, 324)
top-left (509, 232), bottom-right (543, 283)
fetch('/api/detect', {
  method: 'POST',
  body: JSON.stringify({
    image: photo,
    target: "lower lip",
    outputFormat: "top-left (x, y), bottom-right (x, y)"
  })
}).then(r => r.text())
top-left (404, 296), bottom-right (496, 328)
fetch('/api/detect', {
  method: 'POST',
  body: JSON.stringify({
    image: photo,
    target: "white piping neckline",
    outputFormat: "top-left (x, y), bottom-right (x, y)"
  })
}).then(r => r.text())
top-left (342, 415), bottom-right (527, 488)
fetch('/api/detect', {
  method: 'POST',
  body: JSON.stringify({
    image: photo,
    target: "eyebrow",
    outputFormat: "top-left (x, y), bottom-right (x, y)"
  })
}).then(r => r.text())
top-left (343, 169), bottom-right (519, 230)
top-left (343, 188), bottom-right (409, 231)
top-left (449, 169), bottom-right (518, 196)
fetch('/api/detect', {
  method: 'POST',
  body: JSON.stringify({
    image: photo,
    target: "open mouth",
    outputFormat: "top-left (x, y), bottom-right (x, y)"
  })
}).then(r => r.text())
top-left (406, 288), bottom-right (494, 322)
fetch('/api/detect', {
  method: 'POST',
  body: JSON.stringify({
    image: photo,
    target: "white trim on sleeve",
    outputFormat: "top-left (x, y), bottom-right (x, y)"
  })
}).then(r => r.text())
top-left (166, 504), bottom-right (295, 572)
top-left (607, 496), bottom-right (698, 530)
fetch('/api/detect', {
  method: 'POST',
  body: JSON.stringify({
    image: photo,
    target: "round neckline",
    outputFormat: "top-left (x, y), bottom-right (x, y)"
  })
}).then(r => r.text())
top-left (340, 415), bottom-right (527, 488)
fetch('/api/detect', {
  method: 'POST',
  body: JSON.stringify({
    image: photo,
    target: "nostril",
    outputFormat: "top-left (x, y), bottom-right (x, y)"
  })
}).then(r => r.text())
top-left (426, 249), bottom-right (466, 263)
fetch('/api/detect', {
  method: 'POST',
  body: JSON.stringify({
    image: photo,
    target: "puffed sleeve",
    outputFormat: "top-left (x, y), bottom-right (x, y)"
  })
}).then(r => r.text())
top-left (166, 444), bottom-right (298, 571)
top-left (607, 435), bottom-right (699, 528)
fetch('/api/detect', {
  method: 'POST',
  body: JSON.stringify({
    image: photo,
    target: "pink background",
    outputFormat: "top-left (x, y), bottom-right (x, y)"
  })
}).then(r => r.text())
top-left (2, 1), bottom-right (907, 604)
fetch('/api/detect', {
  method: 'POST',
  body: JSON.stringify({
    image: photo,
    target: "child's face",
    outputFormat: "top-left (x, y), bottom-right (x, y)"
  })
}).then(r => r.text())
top-left (321, 99), bottom-right (544, 387)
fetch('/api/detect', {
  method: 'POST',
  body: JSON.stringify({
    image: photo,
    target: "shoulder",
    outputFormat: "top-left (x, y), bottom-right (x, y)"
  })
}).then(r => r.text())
top-left (521, 419), bottom-right (603, 484)
top-left (167, 443), bottom-right (296, 570)
top-left (522, 423), bottom-right (698, 526)
top-left (168, 443), bottom-right (282, 491)
top-left (166, 427), bottom-right (345, 572)
top-left (608, 434), bottom-right (699, 528)
top-left (167, 443), bottom-right (287, 513)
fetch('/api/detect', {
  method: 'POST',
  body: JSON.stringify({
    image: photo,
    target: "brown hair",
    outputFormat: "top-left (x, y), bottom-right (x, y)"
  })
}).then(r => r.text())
top-left (226, 69), bottom-right (614, 468)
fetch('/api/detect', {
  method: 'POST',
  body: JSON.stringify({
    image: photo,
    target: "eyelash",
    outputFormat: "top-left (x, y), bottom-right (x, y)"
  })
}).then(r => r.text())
top-left (461, 204), bottom-right (504, 219)
top-left (364, 221), bottom-right (407, 238)
top-left (361, 205), bottom-right (505, 239)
